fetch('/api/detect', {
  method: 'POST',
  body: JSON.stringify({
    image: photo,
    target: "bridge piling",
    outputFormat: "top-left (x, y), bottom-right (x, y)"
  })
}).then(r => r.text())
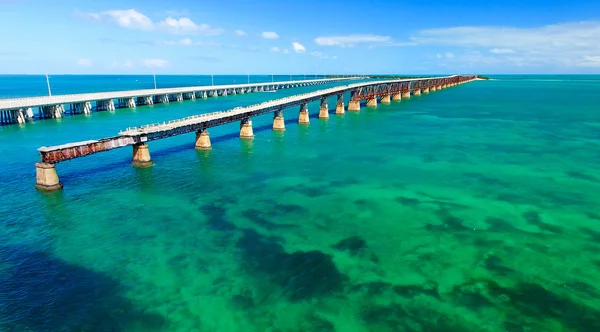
top-left (366, 97), bottom-right (378, 107)
top-left (319, 98), bottom-right (329, 119)
top-left (132, 143), bottom-right (153, 167)
top-left (381, 94), bottom-right (391, 104)
top-left (299, 103), bottom-right (310, 124)
top-left (35, 162), bottom-right (63, 191)
top-left (414, 89), bottom-right (422, 96)
top-left (423, 87), bottom-right (430, 94)
top-left (273, 109), bottom-right (285, 131)
top-left (392, 93), bottom-right (401, 101)
top-left (336, 94), bottom-right (345, 115)
top-left (239, 118), bottom-right (254, 139)
top-left (195, 130), bottom-right (212, 150)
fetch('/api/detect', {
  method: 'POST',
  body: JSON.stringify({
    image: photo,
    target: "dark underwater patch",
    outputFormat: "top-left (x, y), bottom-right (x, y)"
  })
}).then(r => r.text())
top-left (482, 254), bottom-right (514, 275)
top-left (0, 245), bottom-right (167, 331)
top-left (395, 196), bottom-right (422, 207)
top-left (463, 172), bottom-right (508, 187)
top-left (485, 216), bottom-right (521, 233)
top-left (392, 281), bottom-right (441, 300)
top-left (331, 236), bottom-right (367, 255)
top-left (350, 281), bottom-right (391, 297)
top-left (199, 203), bottom-right (236, 231)
top-left (522, 211), bottom-right (562, 233)
top-left (566, 170), bottom-right (599, 182)
top-left (242, 209), bottom-right (300, 230)
top-left (236, 229), bottom-right (345, 302)
top-left (426, 210), bottom-right (471, 233)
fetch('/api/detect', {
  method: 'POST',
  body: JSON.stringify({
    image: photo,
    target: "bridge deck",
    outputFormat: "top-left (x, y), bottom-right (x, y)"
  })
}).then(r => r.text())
top-left (0, 77), bottom-right (358, 110)
top-left (37, 75), bottom-right (466, 164)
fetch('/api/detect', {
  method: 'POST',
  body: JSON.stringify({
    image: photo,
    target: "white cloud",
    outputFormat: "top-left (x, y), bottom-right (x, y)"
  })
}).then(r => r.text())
top-left (490, 48), bottom-right (516, 54)
top-left (77, 9), bottom-right (222, 35)
top-left (76, 58), bottom-right (92, 67)
top-left (141, 59), bottom-right (169, 68)
top-left (234, 29), bottom-right (246, 36)
top-left (77, 9), bottom-right (153, 30)
top-left (580, 55), bottom-right (600, 67)
top-left (283, 49), bottom-right (289, 54)
top-left (261, 31), bottom-right (279, 39)
top-left (332, 56), bottom-right (338, 60)
top-left (408, 21), bottom-right (600, 68)
top-left (436, 54), bottom-right (442, 59)
top-left (123, 60), bottom-right (133, 68)
top-left (445, 52), bottom-right (455, 58)
top-left (315, 34), bottom-right (391, 47)
top-left (158, 17), bottom-right (223, 35)
top-left (270, 47), bottom-right (280, 53)
top-left (111, 60), bottom-right (134, 68)
top-left (292, 42), bottom-right (306, 53)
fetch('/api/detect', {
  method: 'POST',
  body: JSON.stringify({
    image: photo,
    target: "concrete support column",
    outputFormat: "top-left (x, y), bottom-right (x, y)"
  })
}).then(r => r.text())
top-left (336, 94), bottom-right (345, 115)
top-left (75, 101), bottom-right (92, 114)
top-left (145, 96), bottom-right (154, 105)
top-left (392, 93), bottom-right (401, 101)
top-left (402, 91), bottom-right (411, 99)
top-left (195, 129), bottom-right (212, 150)
top-left (272, 109), bottom-right (285, 131)
top-left (366, 98), bottom-right (378, 107)
top-left (239, 118), bottom-right (254, 139)
top-left (202, 91), bottom-right (208, 99)
top-left (423, 87), bottom-right (430, 94)
top-left (132, 143), bottom-right (153, 167)
top-left (319, 98), bottom-right (329, 119)
top-left (35, 162), bottom-right (63, 191)
top-left (160, 95), bottom-right (169, 104)
top-left (239, 88), bottom-right (245, 94)
top-left (348, 93), bottom-right (361, 112)
top-left (25, 107), bottom-right (34, 120)
top-left (176, 93), bottom-right (183, 102)
top-left (381, 94), bottom-right (391, 104)
top-left (190, 92), bottom-right (196, 100)
top-left (431, 86), bottom-right (437, 92)
top-left (298, 103), bottom-right (310, 124)
top-left (43, 104), bottom-right (64, 118)
top-left (16, 109), bottom-right (26, 124)
top-left (414, 89), bottom-right (422, 96)
top-left (232, 89), bottom-right (237, 95)
top-left (127, 97), bottom-right (136, 108)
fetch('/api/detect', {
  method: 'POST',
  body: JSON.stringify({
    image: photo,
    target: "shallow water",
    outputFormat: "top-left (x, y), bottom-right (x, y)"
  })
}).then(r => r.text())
top-left (1, 75), bottom-right (600, 331)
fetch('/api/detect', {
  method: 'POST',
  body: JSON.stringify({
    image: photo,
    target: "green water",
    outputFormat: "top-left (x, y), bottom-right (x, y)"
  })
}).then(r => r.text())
top-left (1, 76), bottom-right (600, 331)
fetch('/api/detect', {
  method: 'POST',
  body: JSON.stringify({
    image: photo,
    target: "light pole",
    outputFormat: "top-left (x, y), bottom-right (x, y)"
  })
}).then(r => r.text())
top-left (247, 74), bottom-right (250, 84)
top-left (271, 74), bottom-right (274, 82)
top-left (153, 74), bottom-right (157, 89)
top-left (46, 74), bottom-right (52, 96)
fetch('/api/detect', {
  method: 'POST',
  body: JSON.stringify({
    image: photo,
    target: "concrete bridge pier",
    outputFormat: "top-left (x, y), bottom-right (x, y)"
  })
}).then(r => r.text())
top-left (319, 98), bottom-right (329, 119)
top-left (231, 89), bottom-right (237, 95)
top-left (97, 99), bottom-right (115, 112)
top-left (202, 91), bottom-right (208, 99)
top-left (336, 94), bottom-right (345, 115)
top-left (240, 118), bottom-right (254, 139)
top-left (15, 108), bottom-right (25, 124)
top-left (392, 93), bottom-right (402, 101)
top-left (41, 104), bottom-right (64, 118)
top-left (366, 97), bottom-right (378, 107)
top-left (25, 107), bottom-right (34, 120)
top-left (381, 94), bottom-right (391, 104)
top-left (35, 162), bottom-right (63, 191)
top-left (402, 91), bottom-right (411, 99)
top-left (414, 89), bottom-right (422, 96)
top-left (195, 129), bottom-right (212, 150)
top-left (423, 87), bottom-right (430, 94)
top-left (239, 88), bottom-right (245, 94)
top-left (273, 109), bottom-right (285, 131)
top-left (74, 101), bottom-right (92, 114)
top-left (158, 94), bottom-right (169, 104)
top-left (299, 103), bottom-right (310, 124)
top-left (145, 96), bottom-right (154, 105)
top-left (132, 143), bottom-right (153, 167)
top-left (176, 93), bottom-right (183, 102)
top-left (222, 89), bottom-right (228, 97)
top-left (127, 97), bottom-right (136, 108)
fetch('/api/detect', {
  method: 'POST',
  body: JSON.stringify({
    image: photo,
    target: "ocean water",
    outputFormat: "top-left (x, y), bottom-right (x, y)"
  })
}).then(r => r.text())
top-left (1, 75), bottom-right (600, 331)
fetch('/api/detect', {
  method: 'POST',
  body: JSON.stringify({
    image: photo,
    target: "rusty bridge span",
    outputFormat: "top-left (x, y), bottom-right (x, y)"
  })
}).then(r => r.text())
top-left (35, 75), bottom-right (477, 191)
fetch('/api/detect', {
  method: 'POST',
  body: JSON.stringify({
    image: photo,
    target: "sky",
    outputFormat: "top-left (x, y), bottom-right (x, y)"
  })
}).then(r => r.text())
top-left (0, 0), bottom-right (600, 74)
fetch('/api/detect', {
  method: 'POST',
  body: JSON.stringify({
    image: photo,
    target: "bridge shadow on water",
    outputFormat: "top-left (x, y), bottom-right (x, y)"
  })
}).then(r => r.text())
top-left (0, 244), bottom-right (167, 331)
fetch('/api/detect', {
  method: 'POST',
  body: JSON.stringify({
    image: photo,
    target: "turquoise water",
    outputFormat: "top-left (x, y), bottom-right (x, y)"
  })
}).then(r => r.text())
top-left (1, 75), bottom-right (600, 331)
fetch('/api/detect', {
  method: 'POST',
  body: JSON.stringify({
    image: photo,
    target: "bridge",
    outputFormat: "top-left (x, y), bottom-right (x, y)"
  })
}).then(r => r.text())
top-left (34, 75), bottom-right (477, 191)
top-left (0, 77), bottom-right (358, 125)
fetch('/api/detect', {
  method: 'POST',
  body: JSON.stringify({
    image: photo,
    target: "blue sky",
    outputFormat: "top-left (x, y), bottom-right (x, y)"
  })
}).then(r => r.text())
top-left (1, 0), bottom-right (599, 74)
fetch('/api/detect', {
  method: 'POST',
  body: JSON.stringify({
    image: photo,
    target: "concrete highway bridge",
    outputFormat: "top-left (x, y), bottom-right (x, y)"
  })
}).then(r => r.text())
top-left (0, 77), bottom-right (357, 125)
top-left (34, 75), bottom-right (477, 191)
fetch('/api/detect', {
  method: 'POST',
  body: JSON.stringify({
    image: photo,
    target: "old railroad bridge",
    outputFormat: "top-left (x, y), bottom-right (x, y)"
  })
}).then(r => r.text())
top-left (35, 75), bottom-right (477, 191)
